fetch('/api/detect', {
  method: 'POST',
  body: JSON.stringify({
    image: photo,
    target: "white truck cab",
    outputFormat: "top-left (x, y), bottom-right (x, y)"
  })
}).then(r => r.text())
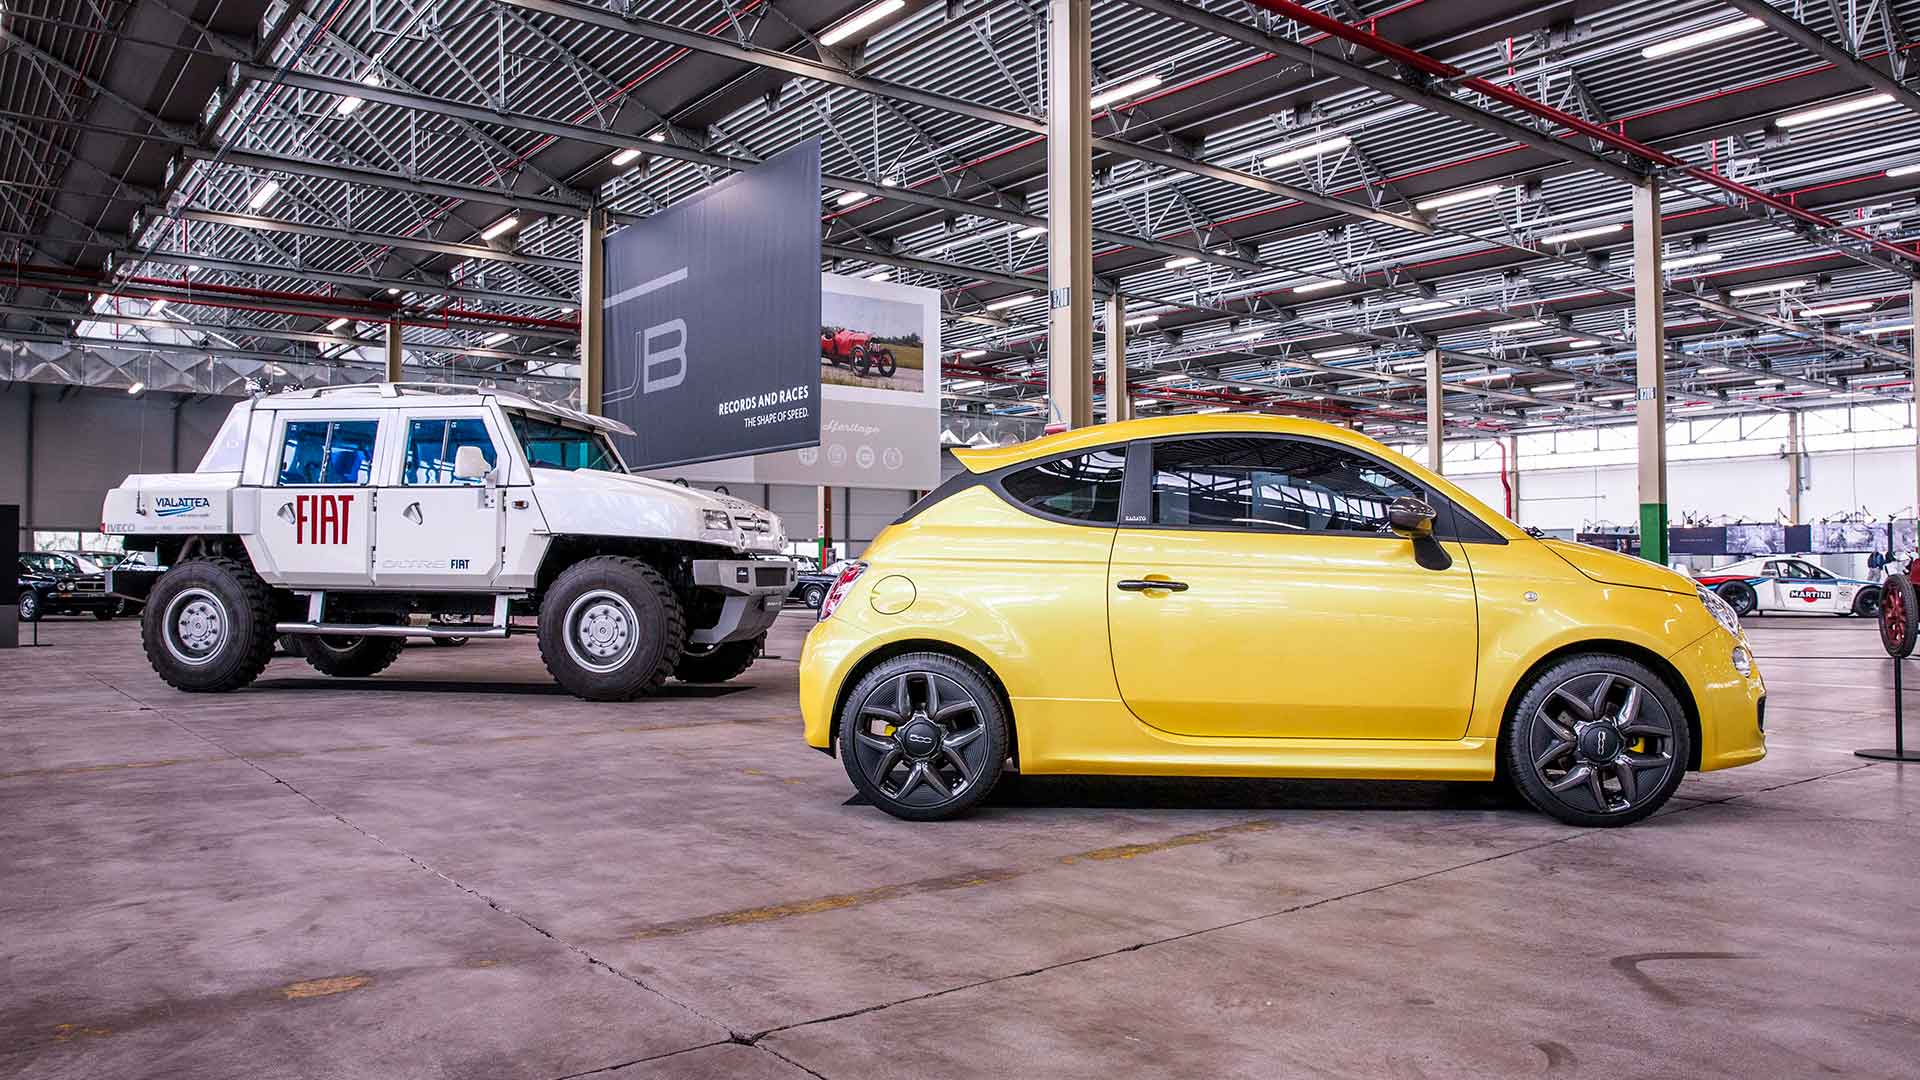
top-left (102, 384), bottom-right (793, 699)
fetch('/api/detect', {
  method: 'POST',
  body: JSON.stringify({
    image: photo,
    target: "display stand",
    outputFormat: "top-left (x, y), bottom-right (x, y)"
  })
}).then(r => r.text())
top-left (1860, 572), bottom-right (1920, 761)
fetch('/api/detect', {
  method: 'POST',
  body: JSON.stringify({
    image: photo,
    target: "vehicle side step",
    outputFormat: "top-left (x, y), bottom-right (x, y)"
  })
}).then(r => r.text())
top-left (276, 594), bottom-right (511, 639)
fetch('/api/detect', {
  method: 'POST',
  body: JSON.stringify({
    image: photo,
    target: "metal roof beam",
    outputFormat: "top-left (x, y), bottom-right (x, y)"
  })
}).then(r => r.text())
top-left (1721, 0), bottom-right (1920, 120)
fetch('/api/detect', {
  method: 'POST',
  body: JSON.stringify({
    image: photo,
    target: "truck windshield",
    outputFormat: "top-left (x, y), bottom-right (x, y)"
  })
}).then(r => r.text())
top-left (507, 411), bottom-right (623, 472)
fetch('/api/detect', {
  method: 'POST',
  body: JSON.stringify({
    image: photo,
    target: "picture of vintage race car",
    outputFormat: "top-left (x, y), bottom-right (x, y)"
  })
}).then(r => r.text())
top-left (819, 326), bottom-right (898, 378)
top-left (1695, 555), bottom-right (1881, 617)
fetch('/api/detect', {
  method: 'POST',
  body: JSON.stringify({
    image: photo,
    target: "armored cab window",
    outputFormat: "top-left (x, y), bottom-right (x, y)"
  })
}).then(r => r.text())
top-left (404, 419), bottom-right (497, 485)
top-left (277, 420), bottom-right (379, 486)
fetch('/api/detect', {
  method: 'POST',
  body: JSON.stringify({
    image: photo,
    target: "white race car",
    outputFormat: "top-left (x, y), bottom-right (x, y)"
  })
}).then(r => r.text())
top-left (1695, 555), bottom-right (1881, 617)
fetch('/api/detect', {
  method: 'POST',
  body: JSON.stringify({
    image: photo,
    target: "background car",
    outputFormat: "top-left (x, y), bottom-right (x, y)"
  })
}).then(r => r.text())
top-left (16, 551), bottom-right (118, 621)
top-left (800, 415), bottom-right (1766, 828)
top-left (790, 558), bottom-right (854, 610)
top-left (1696, 556), bottom-right (1879, 617)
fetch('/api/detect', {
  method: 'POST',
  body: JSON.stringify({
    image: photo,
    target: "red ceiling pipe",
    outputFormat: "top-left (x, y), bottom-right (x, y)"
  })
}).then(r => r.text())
top-left (1243, 0), bottom-right (1919, 267)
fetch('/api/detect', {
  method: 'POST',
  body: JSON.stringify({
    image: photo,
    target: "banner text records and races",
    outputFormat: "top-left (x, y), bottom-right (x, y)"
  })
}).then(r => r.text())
top-left (718, 385), bottom-right (811, 417)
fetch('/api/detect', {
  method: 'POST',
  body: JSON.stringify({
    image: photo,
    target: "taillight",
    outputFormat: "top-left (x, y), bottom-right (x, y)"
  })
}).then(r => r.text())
top-left (819, 561), bottom-right (868, 621)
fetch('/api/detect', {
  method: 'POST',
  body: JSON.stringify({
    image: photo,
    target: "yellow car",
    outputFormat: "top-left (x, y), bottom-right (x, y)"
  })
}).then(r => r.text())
top-left (800, 415), bottom-right (1764, 826)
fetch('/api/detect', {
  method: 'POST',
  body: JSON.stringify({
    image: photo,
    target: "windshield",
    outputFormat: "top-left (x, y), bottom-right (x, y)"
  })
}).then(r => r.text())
top-left (507, 411), bottom-right (624, 472)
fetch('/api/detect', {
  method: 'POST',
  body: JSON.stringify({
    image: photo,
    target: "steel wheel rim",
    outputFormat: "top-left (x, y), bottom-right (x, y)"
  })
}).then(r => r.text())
top-left (164, 588), bottom-right (229, 668)
top-left (1527, 671), bottom-right (1678, 816)
top-left (564, 589), bottom-right (638, 673)
top-left (1885, 588), bottom-right (1908, 647)
top-left (18, 592), bottom-right (35, 619)
top-left (849, 670), bottom-right (991, 809)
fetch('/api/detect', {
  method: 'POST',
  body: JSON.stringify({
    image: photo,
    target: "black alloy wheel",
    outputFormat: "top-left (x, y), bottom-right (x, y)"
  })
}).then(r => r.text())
top-left (840, 653), bottom-right (1007, 821)
top-left (1716, 580), bottom-right (1757, 617)
top-left (1507, 656), bottom-right (1689, 827)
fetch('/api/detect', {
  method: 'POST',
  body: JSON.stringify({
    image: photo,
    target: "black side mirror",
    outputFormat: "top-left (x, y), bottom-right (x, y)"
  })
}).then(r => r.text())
top-left (1387, 496), bottom-right (1437, 538)
top-left (1387, 496), bottom-right (1452, 571)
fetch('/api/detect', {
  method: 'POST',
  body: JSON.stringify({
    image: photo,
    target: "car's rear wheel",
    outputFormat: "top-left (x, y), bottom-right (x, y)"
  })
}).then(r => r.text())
top-left (537, 556), bottom-right (685, 700)
top-left (17, 590), bottom-right (39, 622)
top-left (839, 653), bottom-right (1008, 821)
top-left (1504, 655), bottom-right (1690, 828)
top-left (674, 634), bottom-right (762, 683)
top-left (1716, 580), bottom-right (1757, 617)
top-left (802, 584), bottom-right (826, 609)
top-left (141, 558), bottom-right (277, 692)
top-left (295, 633), bottom-right (406, 677)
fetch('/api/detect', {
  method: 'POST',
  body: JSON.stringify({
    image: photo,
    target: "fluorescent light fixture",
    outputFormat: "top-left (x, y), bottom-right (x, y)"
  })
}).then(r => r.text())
top-left (1695, 365), bottom-right (1731, 375)
top-left (1292, 279), bottom-right (1344, 294)
top-left (481, 215), bottom-right (519, 241)
top-left (880, 176), bottom-right (899, 188)
top-left (986, 294), bottom-right (1034, 311)
top-left (1312, 346), bottom-right (1364, 359)
top-left (1865, 323), bottom-right (1914, 335)
top-left (611, 148), bottom-right (642, 167)
top-left (1533, 381), bottom-right (1578, 393)
top-left (1752, 378), bottom-right (1785, 387)
top-left (959, 350), bottom-right (987, 359)
top-left (325, 317), bottom-right (349, 331)
top-left (386, 287), bottom-right (400, 295)
top-left (1015, 225), bottom-right (1046, 239)
top-left (1089, 74), bottom-right (1163, 111)
top-left (1414, 183), bottom-right (1505, 212)
top-left (1164, 255), bottom-right (1199, 269)
top-left (1227, 331), bottom-right (1266, 343)
top-left (1887, 163), bottom-right (1920, 178)
top-left (1155, 373), bottom-right (1183, 382)
top-left (1464, 370), bottom-right (1510, 383)
top-left (1777, 93), bottom-right (1894, 128)
top-left (865, 270), bottom-right (891, 281)
top-left (1641, 17), bottom-right (1764, 59)
top-left (1539, 222), bottom-right (1625, 244)
top-left (335, 71), bottom-right (381, 116)
top-left (1729, 278), bottom-right (1807, 296)
top-left (1489, 319), bottom-right (1544, 332)
top-left (1263, 135), bottom-right (1351, 168)
top-left (835, 190), bottom-right (864, 206)
top-left (246, 179), bottom-right (279, 210)
top-left (1802, 300), bottom-right (1874, 316)
top-left (1663, 251), bottom-right (1723, 271)
top-left (1123, 313), bottom-right (1160, 327)
top-left (1400, 300), bottom-right (1452, 314)
top-left (1568, 339), bottom-right (1604, 348)
top-left (149, 299), bottom-right (168, 314)
top-left (949, 379), bottom-right (985, 390)
top-left (819, 0), bottom-right (905, 46)
top-left (647, 132), bottom-right (666, 143)
top-left (1596, 390), bottom-right (1636, 402)
top-left (1389, 358), bottom-right (1428, 372)
top-left (482, 331), bottom-right (510, 346)
top-left (126, 381), bottom-right (145, 396)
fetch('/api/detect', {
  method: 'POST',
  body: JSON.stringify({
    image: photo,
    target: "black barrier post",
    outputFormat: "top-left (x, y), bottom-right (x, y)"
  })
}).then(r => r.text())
top-left (1855, 659), bottom-right (1919, 762)
top-left (1860, 573), bottom-right (1920, 761)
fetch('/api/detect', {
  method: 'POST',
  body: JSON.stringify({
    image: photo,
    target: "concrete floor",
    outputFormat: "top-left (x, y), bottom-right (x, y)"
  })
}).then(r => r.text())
top-left (2, 610), bottom-right (1917, 1079)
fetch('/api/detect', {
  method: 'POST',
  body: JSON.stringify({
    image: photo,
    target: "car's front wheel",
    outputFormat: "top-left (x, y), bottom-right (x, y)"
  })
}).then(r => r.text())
top-left (839, 653), bottom-right (1009, 821)
top-left (17, 590), bottom-right (39, 622)
top-left (537, 556), bottom-right (685, 700)
top-left (1504, 655), bottom-right (1690, 828)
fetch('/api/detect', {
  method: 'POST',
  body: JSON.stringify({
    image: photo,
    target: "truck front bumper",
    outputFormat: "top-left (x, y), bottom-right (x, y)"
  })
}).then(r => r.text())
top-left (689, 559), bottom-right (794, 645)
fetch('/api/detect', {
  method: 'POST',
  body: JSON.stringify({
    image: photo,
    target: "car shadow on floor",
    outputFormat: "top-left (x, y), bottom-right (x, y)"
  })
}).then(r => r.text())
top-left (250, 678), bottom-right (751, 698)
top-left (847, 774), bottom-right (1521, 813)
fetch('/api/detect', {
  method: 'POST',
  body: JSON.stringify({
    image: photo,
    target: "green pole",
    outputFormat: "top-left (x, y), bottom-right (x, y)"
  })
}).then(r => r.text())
top-left (1640, 503), bottom-right (1669, 565)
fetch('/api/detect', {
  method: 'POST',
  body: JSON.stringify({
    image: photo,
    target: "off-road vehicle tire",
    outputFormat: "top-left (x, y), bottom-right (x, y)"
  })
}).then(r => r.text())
top-left (675, 634), bottom-right (762, 683)
top-left (295, 634), bottom-right (406, 677)
top-left (538, 556), bottom-right (686, 701)
top-left (93, 608), bottom-right (116, 621)
top-left (141, 557), bottom-right (277, 693)
top-left (839, 652), bottom-right (1010, 822)
top-left (1503, 653), bottom-right (1690, 828)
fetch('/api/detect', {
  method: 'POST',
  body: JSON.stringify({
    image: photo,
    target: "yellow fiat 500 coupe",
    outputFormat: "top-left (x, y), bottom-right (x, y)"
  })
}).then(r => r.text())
top-left (800, 415), bottom-right (1764, 826)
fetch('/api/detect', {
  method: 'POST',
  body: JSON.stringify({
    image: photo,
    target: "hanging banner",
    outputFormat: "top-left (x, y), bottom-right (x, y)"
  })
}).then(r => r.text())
top-left (650, 273), bottom-right (942, 491)
top-left (601, 139), bottom-right (822, 469)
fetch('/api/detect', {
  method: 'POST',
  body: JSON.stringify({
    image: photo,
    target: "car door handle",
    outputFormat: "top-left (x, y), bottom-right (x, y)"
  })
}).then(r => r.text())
top-left (403, 502), bottom-right (423, 525)
top-left (1117, 578), bottom-right (1189, 592)
top-left (276, 502), bottom-right (295, 524)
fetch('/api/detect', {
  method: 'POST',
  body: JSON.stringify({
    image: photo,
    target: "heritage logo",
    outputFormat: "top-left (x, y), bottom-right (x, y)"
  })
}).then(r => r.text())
top-left (294, 493), bottom-right (355, 545)
top-left (154, 496), bottom-right (212, 518)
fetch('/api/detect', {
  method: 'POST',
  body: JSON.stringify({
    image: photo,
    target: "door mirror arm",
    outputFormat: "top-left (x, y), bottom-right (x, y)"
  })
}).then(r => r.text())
top-left (1385, 496), bottom-right (1452, 571)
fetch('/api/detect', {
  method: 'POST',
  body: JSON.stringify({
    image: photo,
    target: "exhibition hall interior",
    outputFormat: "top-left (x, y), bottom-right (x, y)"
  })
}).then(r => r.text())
top-left (5, 0), bottom-right (1920, 1076)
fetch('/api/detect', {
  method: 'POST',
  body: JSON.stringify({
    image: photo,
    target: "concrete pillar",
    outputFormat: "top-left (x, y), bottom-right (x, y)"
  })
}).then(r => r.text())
top-left (384, 321), bottom-right (403, 383)
top-left (580, 206), bottom-right (608, 414)
top-left (1786, 410), bottom-right (1803, 524)
top-left (1425, 348), bottom-right (1444, 474)
top-left (817, 486), bottom-right (832, 565)
top-left (1104, 291), bottom-right (1130, 423)
top-left (1505, 435), bottom-right (1521, 523)
top-left (1632, 180), bottom-right (1668, 564)
top-left (1044, 0), bottom-right (1093, 432)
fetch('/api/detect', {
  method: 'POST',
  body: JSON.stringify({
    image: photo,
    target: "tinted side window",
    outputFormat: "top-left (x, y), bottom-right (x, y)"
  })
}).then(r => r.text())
top-left (279, 420), bottom-right (380, 486)
top-left (999, 449), bottom-right (1126, 523)
top-left (404, 419), bottom-right (496, 485)
top-left (1151, 437), bottom-right (1419, 534)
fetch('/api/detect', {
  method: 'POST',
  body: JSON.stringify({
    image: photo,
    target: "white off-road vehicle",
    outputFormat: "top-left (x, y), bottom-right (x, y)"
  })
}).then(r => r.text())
top-left (101, 384), bottom-right (793, 700)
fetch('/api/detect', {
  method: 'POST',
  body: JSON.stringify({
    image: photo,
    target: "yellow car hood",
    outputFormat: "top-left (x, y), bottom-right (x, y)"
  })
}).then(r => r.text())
top-left (1540, 539), bottom-right (1695, 596)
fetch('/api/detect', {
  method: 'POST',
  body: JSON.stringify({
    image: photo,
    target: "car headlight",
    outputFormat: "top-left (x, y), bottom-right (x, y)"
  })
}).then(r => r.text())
top-left (702, 509), bottom-right (733, 531)
top-left (1697, 585), bottom-right (1741, 637)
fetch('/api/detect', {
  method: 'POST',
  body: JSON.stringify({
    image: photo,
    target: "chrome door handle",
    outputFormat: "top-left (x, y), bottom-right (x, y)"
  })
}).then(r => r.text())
top-left (1117, 578), bottom-right (1188, 592)
top-left (276, 502), bottom-right (296, 524)
top-left (403, 502), bottom-right (423, 525)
